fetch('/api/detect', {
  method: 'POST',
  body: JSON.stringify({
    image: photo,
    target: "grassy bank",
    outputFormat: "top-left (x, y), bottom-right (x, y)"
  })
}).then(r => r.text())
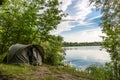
top-left (0, 64), bottom-right (37, 80)
top-left (0, 64), bottom-right (93, 80)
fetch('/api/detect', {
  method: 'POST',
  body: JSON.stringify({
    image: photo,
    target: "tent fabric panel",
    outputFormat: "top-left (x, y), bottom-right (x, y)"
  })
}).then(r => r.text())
top-left (4, 44), bottom-right (44, 65)
top-left (37, 53), bottom-right (42, 65)
top-left (7, 44), bottom-right (30, 62)
top-left (32, 48), bottom-right (42, 65)
top-left (7, 48), bottom-right (29, 64)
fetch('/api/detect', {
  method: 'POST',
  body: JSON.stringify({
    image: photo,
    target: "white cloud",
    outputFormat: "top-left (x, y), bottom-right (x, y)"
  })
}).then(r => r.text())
top-left (87, 14), bottom-right (102, 21)
top-left (50, 0), bottom-right (103, 42)
top-left (50, 21), bottom-right (74, 35)
top-left (73, 0), bottom-right (94, 24)
top-left (59, 0), bottom-right (72, 11)
top-left (51, 0), bottom-right (92, 35)
top-left (62, 27), bottom-right (104, 42)
top-left (52, 0), bottom-right (95, 35)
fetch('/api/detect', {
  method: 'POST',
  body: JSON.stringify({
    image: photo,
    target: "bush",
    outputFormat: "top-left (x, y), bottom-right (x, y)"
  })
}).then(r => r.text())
top-left (0, 53), bottom-right (7, 63)
top-left (86, 65), bottom-right (106, 80)
top-left (43, 42), bottom-right (64, 65)
top-left (86, 63), bottom-right (116, 80)
top-left (41, 36), bottom-right (65, 65)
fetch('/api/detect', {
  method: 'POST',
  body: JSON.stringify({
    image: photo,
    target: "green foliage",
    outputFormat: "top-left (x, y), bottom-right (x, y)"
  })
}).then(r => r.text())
top-left (86, 65), bottom-right (107, 80)
top-left (0, 53), bottom-right (6, 63)
top-left (86, 63), bottom-right (119, 80)
top-left (0, 0), bottom-right (5, 5)
top-left (42, 35), bottom-right (65, 65)
top-left (0, 0), bottom-right (65, 65)
top-left (0, 0), bottom-right (64, 54)
top-left (104, 62), bottom-right (117, 80)
top-left (90, 0), bottom-right (120, 79)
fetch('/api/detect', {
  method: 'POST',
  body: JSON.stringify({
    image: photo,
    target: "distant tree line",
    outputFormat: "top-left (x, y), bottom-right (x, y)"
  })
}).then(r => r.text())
top-left (63, 42), bottom-right (102, 47)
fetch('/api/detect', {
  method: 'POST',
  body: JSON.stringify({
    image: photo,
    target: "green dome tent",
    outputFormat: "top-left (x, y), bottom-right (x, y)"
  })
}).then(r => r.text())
top-left (3, 44), bottom-right (44, 66)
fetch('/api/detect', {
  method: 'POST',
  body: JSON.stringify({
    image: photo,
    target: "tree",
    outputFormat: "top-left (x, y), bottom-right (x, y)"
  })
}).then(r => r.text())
top-left (0, 0), bottom-right (64, 54)
top-left (90, 0), bottom-right (120, 79)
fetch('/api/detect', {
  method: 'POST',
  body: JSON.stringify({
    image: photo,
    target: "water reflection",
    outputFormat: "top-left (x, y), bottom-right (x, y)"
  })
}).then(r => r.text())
top-left (64, 46), bottom-right (111, 69)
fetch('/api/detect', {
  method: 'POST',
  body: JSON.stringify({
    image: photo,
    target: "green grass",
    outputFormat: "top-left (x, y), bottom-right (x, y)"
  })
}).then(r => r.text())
top-left (44, 64), bottom-right (92, 79)
top-left (0, 63), bottom-right (93, 80)
top-left (0, 64), bottom-right (37, 79)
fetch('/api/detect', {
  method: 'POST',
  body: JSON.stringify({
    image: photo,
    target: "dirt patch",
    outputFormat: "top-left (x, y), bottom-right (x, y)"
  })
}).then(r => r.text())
top-left (53, 73), bottom-right (90, 80)
top-left (34, 66), bottom-right (51, 79)
top-left (32, 66), bottom-right (91, 80)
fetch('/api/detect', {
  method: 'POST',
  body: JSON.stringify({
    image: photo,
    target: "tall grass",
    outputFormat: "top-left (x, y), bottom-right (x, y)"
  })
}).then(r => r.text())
top-left (0, 64), bottom-right (37, 79)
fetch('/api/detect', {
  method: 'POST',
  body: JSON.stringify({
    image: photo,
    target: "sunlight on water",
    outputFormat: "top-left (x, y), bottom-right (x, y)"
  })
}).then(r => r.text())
top-left (64, 46), bottom-right (111, 69)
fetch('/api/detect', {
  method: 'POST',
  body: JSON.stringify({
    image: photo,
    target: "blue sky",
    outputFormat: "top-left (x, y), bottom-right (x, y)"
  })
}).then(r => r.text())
top-left (50, 0), bottom-right (103, 42)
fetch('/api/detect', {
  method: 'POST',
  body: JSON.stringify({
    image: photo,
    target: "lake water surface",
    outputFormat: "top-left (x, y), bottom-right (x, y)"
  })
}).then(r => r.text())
top-left (64, 46), bottom-right (111, 69)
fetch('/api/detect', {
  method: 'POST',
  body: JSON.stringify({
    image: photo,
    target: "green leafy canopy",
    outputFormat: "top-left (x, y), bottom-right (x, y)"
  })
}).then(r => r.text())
top-left (0, 0), bottom-right (65, 65)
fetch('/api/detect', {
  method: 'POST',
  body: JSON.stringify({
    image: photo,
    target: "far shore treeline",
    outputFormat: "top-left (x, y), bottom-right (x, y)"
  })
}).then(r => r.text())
top-left (63, 42), bottom-right (102, 47)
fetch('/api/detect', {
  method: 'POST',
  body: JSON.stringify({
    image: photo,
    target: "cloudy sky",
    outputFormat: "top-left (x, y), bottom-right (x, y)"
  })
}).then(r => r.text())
top-left (51, 0), bottom-right (103, 42)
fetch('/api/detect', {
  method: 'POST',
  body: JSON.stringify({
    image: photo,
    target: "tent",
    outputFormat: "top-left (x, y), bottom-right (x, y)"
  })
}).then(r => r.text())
top-left (3, 44), bottom-right (44, 66)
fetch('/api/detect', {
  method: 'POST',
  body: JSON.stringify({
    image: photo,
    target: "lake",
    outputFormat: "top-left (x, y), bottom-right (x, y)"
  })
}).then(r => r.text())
top-left (63, 46), bottom-right (111, 69)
